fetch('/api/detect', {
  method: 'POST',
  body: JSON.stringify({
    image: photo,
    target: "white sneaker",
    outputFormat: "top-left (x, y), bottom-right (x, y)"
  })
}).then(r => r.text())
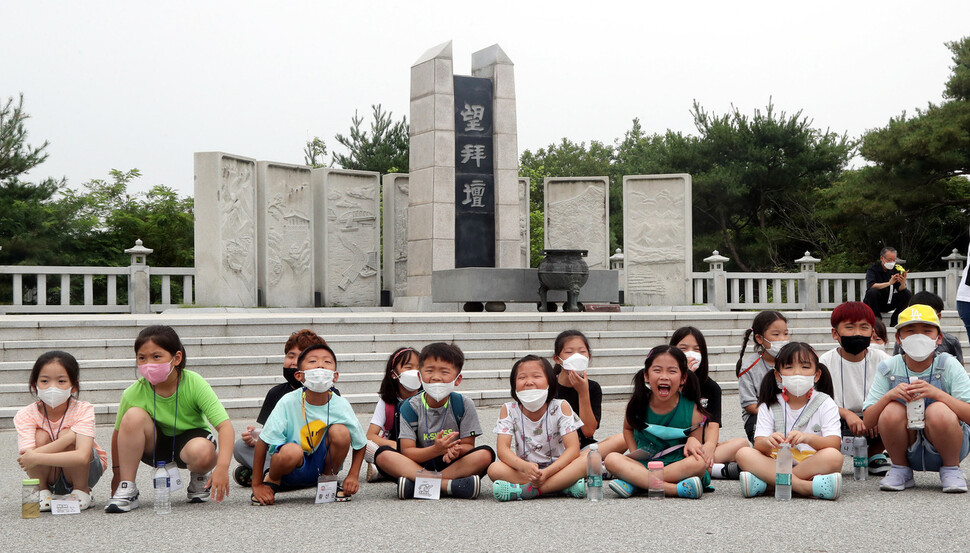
top-left (38, 489), bottom-right (53, 512)
top-left (68, 489), bottom-right (94, 510)
top-left (941, 467), bottom-right (968, 493)
top-left (104, 481), bottom-right (139, 513)
top-left (879, 466), bottom-right (915, 491)
top-left (187, 472), bottom-right (210, 503)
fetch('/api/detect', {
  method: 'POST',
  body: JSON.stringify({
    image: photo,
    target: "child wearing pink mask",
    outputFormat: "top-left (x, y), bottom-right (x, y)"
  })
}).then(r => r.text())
top-left (105, 325), bottom-right (234, 513)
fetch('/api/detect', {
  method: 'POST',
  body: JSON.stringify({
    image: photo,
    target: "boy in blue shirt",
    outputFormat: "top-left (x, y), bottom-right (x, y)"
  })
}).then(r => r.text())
top-left (863, 305), bottom-right (970, 493)
top-left (373, 342), bottom-right (495, 499)
top-left (251, 344), bottom-right (366, 505)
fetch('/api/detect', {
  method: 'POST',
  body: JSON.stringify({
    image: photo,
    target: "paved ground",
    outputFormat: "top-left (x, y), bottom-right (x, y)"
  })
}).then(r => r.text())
top-left (4, 400), bottom-right (970, 552)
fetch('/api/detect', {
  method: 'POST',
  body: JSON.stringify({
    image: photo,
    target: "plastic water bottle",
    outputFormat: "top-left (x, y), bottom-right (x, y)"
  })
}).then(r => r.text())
top-left (647, 461), bottom-right (665, 499)
top-left (775, 443), bottom-right (792, 501)
top-left (154, 461), bottom-right (171, 514)
top-left (853, 436), bottom-right (868, 481)
top-left (907, 376), bottom-right (925, 429)
top-left (586, 444), bottom-right (603, 502)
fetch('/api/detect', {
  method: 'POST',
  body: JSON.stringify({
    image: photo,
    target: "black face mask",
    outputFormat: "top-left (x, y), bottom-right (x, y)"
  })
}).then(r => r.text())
top-left (840, 334), bottom-right (871, 356)
top-left (283, 366), bottom-right (301, 389)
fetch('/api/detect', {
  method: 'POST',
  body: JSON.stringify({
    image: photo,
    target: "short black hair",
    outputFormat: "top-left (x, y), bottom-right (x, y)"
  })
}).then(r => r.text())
top-left (419, 342), bottom-right (465, 373)
top-left (910, 291), bottom-right (945, 314)
top-left (297, 343), bottom-right (337, 369)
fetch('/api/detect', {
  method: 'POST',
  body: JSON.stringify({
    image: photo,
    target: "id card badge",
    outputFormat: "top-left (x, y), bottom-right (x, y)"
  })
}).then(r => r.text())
top-left (50, 499), bottom-right (81, 515)
top-left (168, 466), bottom-right (184, 491)
top-left (315, 474), bottom-right (338, 504)
top-left (840, 436), bottom-right (854, 457)
top-left (626, 448), bottom-right (657, 462)
top-left (414, 470), bottom-right (442, 500)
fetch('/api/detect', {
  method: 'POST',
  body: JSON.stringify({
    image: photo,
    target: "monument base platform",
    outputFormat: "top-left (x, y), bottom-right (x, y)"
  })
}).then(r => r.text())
top-left (429, 268), bottom-right (619, 311)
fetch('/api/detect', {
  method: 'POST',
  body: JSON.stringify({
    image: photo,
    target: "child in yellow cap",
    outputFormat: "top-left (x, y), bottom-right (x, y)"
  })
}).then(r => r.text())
top-left (863, 305), bottom-right (970, 493)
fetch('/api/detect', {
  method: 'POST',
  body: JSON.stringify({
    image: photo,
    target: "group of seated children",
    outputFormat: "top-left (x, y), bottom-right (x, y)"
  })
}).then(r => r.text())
top-left (13, 298), bottom-right (970, 511)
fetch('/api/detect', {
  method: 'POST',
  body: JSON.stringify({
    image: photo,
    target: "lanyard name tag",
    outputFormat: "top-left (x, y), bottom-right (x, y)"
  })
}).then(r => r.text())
top-left (840, 436), bottom-right (855, 456)
top-left (414, 470), bottom-right (442, 500)
top-left (50, 499), bottom-right (81, 515)
top-left (316, 475), bottom-right (338, 504)
top-left (168, 466), bottom-right (184, 491)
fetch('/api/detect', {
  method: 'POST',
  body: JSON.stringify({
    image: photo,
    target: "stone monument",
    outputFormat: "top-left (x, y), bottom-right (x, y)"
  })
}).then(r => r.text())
top-left (519, 176), bottom-right (530, 268)
top-left (194, 152), bottom-right (259, 307)
top-left (543, 176), bottom-right (610, 269)
top-left (622, 174), bottom-right (692, 305)
top-left (382, 172), bottom-right (410, 301)
top-left (256, 161), bottom-right (314, 307)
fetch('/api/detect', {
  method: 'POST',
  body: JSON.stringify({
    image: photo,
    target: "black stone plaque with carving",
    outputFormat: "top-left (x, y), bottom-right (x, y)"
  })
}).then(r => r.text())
top-left (454, 75), bottom-right (494, 268)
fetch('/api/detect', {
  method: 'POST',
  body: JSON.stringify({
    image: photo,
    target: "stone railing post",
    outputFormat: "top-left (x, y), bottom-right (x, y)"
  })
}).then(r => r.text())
top-left (703, 250), bottom-right (729, 311)
top-left (795, 251), bottom-right (821, 310)
top-left (125, 239), bottom-right (153, 314)
top-left (942, 248), bottom-right (967, 310)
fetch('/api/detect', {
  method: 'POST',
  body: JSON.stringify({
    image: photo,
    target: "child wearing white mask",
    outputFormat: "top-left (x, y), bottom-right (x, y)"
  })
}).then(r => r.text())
top-left (863, 305), bottom-right (970, 493)
top-left (365, 347), bottom-right (422, 482)
top-left (552, 330), bottom-right (603, 449)
top-left (106, 325), bottom-right (235, 513)
top-left (736, 342), bottom-right (843, 500)
top-left (735, 311), bottom-right (790, 443)
top-left (488, 355), bottom-right (585, 501)
top-left (15, 351), bottom-right (107, 511)
top-left (374, 342), bottom-right (494, 499)
top-left (251, 343), bottom-right (367, 505)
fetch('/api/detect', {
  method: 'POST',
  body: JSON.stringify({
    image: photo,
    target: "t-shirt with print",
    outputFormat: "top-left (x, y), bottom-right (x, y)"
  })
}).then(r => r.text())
top-left (114, 370), bottom-right (229, 436)
top-left (555, 379), bottom-right (602, 448)
top-left (14, 399), bottom-right (108, 470)
top-left (754, 393), bottom-right (841, 457)
top-left (818, 346), bottom-right (889, 417)
top-left (397, 392), bottom-right (482, 447)
top-left (260, 389), bottom-right (367, 453)
top-left (493, 399), bottom-right (583, 465)
top-left (738, 353), bottom-right (772, 424)
top-left (863, 352), bottom-right (970, 410)
top-left (699, 378), bottom-right (723, 426)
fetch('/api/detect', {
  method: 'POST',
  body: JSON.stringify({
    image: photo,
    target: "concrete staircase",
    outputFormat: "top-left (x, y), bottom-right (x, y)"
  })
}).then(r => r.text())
top-left (2, 310), bottom-right (964, 428)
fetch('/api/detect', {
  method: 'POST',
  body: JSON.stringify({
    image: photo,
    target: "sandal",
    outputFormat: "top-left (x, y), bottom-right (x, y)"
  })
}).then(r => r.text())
top-left (68, 490), bottom-right (94, 510)
top-left (251, 481), bottom-right (281, 506)
top-left (335, 483), bottom-right (352, 502)
top-left (868, 453), bottom-right (891, 476)
top-left (39, 489), bottom-right (53, 512)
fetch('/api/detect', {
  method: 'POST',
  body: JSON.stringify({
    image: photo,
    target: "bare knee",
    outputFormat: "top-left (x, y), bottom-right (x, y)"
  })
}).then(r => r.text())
top-left (326, 424), bottom-right (350, 448)
top-left (119, 407), bottom-right (151, 432)
top-left (273, 443), bottom-right (305, 468)
top-left (925, 402), bottom-right (959, 429)
top-left (34, 429), bottom-right (53, 446)
top-left (879, 402), bottom-right (906, 427)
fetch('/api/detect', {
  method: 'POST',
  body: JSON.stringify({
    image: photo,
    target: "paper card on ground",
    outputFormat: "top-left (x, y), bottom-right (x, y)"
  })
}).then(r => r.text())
top-left (840, 437), bottom-right (854, 456)
top-left (315, 475), bottom-right (338, 504)
top-left (51, 499), bottom-right (81, 515)
top-left (168, 467), bottom-right (184, 491)
top-left (414, 470), bottom-right (442, 500)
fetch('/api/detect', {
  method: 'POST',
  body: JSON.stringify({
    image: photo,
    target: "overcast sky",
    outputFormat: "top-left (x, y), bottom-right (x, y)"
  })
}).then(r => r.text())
top-left (5, 0), bottom-right (969, 197)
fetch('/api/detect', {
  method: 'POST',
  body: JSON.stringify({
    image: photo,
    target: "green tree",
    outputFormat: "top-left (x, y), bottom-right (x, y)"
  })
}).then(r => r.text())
top-left (0, 94), bottom-right (48, 182)
top-left (303, 136), bottom-right (328, 168)
top-left (332, 104), bottom-right (409, 174)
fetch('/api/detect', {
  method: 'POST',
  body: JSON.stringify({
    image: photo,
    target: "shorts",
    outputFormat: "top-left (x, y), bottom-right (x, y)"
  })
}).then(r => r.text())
top-left (744, 416), bottom-right (756, 444)
top-left (907, 422), bottom-right (970, 471)
top-left (277, 427), bottom-right (331, 488)
top-left (51, 447), bottom-right (104, 494)
top-left (141, 426), bottom-right (215, 469)
top-left (373, 445), bottom-right (398, 479)
top-left (419, 445), bottom-right (495, 476)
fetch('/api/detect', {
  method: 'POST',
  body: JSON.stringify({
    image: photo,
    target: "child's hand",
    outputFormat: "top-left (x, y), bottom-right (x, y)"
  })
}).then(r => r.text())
top-left (886, 384), bottom-right (915, 403)
top-left (907, 380), bottom-right (942, 402)
top-left (785, 431), bottom-right (808, 446)
top-left (17, 450), bottom-right (39, 470)
top-left (520, 462), bottom-right (542, 482)
top-left (251, 483), bottom-right (276, 505)
top-left (208, 470), bottom-right (230, 502)
top-left (766, 432), bottom-right (787, 449)
top-left (684, 438), bottom-right (708, 465)
top-left (686, 356), bottom-right (699, 372)
top-left (442, 442), bottom-right (462, 464)
top-left (342, 474), bottom-right (359, 496)
top-left (434, 430), bottom-right (459, 455)
top-left (844, 412), bottom-right (867, 436)
top-left (565, 370), bottom-right (590, 394)
top-left (241, 425), bottom-right (256, 446)
top-left (531, 467), bottom-right (549, 488)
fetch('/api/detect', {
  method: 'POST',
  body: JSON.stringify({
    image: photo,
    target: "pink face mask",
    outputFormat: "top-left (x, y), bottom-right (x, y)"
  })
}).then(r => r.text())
top-left (138, 362), bottom-right (174, 385)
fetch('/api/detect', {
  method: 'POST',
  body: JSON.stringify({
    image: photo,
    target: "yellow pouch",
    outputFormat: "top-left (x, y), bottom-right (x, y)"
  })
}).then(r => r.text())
top-left (300, 420), bottom-right (328, 453)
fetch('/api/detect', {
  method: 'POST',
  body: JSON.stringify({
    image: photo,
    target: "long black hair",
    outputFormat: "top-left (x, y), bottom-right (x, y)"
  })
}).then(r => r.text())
top-left (670, 326), bottom-right (709, 383)
top-left (736, 310), bottom-right (788, 376)
top-left (509, 355), bottom-right (558, 404)
top-left (625, 345), bottom-right (708, 430)
top-left (553, 330), bottom-right (592, 370)
top-left (378, 347), bottom-right (418, 405)
top-left (29, 351), bottom-right (81, 396)
top-left (756, 342), bottom-right (834, 406)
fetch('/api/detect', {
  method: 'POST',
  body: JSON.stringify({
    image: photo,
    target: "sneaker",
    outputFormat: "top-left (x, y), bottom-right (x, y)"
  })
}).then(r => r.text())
top-left (397, 477), bottom-right (415, 500)
top-left (187, 472), bottom-right (210, 503)
top-left (812, 473), bottom-right (842, 500)
top-left (739, 471), bottom-right (767, 498)
top-left (676, 476), bottom-right (703, 499)
top-left (104, 481), bottom-right (140, 513)
top-left (68, 489), bottom-right (94, 510)
top-left (721, 462), bottom-right (741, 480)
top-left (880, 466), bottom-right (915, 491)
top-left (562, 478), bottom-right (586, 499)
top-left (450, 475), bottom-right (481, 499)
top-left (233, 465), bottom-right (252, 487)
top-left (38, 489), bottom-right (53, 512)
top-left (940, 467), bottom-right (968, 493)
top-left (608, 478), bottom-right (636, 498)
top-left (492, 480), bottom-right (525, 501)
top-left (868, 454), bottom-right (891, 476)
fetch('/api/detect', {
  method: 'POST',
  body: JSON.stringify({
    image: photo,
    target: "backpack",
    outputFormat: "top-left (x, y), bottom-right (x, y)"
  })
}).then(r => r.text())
top-left (398, 392), bottom-right (466, 440)
top-left (770, 391), bottom-right (832, 434)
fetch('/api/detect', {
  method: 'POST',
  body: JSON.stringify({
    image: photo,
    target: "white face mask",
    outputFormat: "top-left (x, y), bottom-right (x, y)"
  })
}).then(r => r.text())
top-left (424, 376), bottom-right (458, 402)
top-left (301, 368), bottom-right (335, 393)
top-left (780, 374), bottom-right (815, 397)
top-left (561, 353), bottom-right (589, 373)
top-left (516, 387), bottom-right (548, 412)
top-left (37, 386), bottom-right (72, 408)
top-left (765, 339), bottom-right (790, 358)
top-left (397, 369), bottom-right (422, 392)
top-left (683, 351), bottom-right (703, 368)
top-left (901, 334), bottom-right (937, 362)
top-left (869, 343), bottom-right (886, 352)
top-left (884, 261), bottom-right (896, 270)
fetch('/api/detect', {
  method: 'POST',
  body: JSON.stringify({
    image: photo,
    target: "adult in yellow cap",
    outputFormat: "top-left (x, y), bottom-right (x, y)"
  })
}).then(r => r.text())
top-left (862, 304), bottom-right (970, 493)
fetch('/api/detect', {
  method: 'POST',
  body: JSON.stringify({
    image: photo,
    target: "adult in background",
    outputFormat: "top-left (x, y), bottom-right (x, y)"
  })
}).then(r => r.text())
top-left (956, 228), bottom-right (970, 343)
top-left (864, 247), bottom-right (911, 327)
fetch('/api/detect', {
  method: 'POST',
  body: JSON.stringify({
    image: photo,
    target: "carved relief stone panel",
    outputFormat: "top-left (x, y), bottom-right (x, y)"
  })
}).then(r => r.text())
top-left (543, 177), bottom-right (610, 269)
top-left (382, 173), bottom-right (410, 301)
top-left (257, 161), bottom-right (313, 307)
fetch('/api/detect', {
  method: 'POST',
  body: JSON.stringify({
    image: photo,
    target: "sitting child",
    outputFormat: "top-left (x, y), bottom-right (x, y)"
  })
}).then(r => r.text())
top-left (891, 291), bottom-right (964, 363)
top-left (864, 304), bottom-right (970, 493)
top-left (373, 342), bottom-right (495, 500)
top-left (250, 344), bottom-right (366, 505)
